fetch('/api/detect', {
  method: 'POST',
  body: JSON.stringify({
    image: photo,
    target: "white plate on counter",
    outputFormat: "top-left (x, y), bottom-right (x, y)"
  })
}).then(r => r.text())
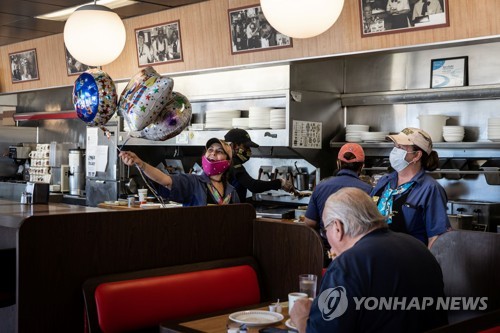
top-left (228, 310), bottom-right (284, 326)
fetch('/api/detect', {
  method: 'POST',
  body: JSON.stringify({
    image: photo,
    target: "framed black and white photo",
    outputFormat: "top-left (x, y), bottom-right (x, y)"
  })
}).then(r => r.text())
top-left (64, 46), bottom-right (94, 76)
top-left (9, 49), bottom-right (39, 83)
top-left (431, 56), bottom-right (468, 88)
top-left (228, 4), bottom-right (292, 54)
top-left (135, 20), bottom-right (183, 67)
top-left (360, 0), bottom-right (449, 37)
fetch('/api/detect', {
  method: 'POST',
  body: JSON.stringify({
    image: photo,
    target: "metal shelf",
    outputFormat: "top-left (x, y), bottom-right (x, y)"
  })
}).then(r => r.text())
top-left (330, 141), bottom-right (500, 149)
top-left (340, 84), bottom-right (500, 106)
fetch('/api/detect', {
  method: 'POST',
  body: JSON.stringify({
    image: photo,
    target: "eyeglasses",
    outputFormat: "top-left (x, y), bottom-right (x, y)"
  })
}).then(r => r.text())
top-left (206, 147), bottom-right (227, 156)
top-left (320, 222), bottom-right (334, 238)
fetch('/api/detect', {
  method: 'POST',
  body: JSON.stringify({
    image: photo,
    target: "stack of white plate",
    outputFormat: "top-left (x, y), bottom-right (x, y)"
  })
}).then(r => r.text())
top-left (360, 131), bottom-right (388, 142)
top-left (345, 124), bottom-right (369, 142)
top-left (205, 110), bottom-right (241, 129)
top-left (443, 126), bottom-right (465, 142)
top-left (270, 108), bottom-right (286, 129)
top-left (488, 118), bottom-right (500, 142)
top-left (232, 117), bottom-right (249, 129)
top-left (248, 107), bottom-right (271, 129)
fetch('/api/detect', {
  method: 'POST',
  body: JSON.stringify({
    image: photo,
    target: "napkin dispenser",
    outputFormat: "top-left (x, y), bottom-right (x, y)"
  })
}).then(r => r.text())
top-left (25, 182), bottom-right (50, 204)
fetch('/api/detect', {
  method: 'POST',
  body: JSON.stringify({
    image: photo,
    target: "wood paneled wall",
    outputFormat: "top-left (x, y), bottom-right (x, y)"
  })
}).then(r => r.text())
top-left (1, 0), bottom-right (499, 93)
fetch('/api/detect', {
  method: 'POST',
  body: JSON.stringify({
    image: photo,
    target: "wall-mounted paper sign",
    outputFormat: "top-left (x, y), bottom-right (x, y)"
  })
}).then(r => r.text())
top-left (431, 56), bottom-right (468, 88)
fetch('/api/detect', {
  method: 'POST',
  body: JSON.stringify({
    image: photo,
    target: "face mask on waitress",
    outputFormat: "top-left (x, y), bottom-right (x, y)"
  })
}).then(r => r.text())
top-left (389, 147), bottom-right (410, 172)
top-left (202, 156), bottom-right (231, 176)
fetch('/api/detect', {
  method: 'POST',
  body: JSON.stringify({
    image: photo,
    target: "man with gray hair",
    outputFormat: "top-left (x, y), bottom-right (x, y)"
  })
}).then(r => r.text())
top-left (290, 187), bottom-right (447, 333)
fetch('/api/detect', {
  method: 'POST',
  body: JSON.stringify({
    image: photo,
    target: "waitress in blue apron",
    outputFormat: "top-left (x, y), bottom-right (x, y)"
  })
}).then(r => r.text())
top-left (371, 127), bottom-right (450, 248)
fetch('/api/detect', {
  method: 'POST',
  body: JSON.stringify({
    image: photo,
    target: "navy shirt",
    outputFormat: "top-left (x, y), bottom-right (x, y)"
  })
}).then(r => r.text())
top-left (158, 172), bottom-right (240, 206)
top-left (307, 228), bottom-right (448, 333)
top-left (371, 169), bottom-right (450, 244)
top-left (306, 169), bottom-right (372, 228)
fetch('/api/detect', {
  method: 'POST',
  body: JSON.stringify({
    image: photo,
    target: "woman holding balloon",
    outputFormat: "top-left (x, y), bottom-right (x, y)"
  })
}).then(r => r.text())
top-left (119, 138), bottom-right (240, 206)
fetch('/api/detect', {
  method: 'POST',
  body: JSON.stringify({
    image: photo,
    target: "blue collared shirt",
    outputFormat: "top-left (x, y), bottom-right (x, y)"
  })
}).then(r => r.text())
top-left (371, 169), bottom-right (450, 244)
top-left (306, 169), bottom-right (373, 228)
top-left (158, 173), bottom-right (240, 206)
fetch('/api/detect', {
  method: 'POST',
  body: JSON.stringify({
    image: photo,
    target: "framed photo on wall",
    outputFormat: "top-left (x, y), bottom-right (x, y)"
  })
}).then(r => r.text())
top-left (9, 49), bottom-right (39, 83)
top-left (431, 56), bottom-right (468, 88)
top-left (64, 46), bottom-right (95, 76)
top-left (228, 4), bottom-right (292, 54)
top-left (360, 0), bottom-right (449, 37)
top-left (135, 20), bottom-right (183, 67)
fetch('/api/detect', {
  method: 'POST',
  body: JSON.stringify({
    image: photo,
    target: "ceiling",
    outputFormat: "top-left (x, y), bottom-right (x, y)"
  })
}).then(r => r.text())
top-left (0, 0), bottom-right (207, 47)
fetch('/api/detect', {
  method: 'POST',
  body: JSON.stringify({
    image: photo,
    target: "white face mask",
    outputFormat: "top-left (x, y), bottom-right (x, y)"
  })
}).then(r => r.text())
top-left (389, 147), bottom-right (410, 172)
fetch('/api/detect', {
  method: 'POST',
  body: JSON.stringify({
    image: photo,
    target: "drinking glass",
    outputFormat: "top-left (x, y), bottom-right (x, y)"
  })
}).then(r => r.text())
top-left (299, 274), bottom-right (317, 298)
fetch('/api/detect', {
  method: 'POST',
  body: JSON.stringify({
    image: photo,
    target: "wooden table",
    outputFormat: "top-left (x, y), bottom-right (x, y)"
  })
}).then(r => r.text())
top-left (160, 305), bottom-right (293, 333)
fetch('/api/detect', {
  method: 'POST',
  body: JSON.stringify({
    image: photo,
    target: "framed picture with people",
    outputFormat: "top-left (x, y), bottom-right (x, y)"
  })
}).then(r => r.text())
top-left (228, 4), bottom-right (293, 54)
top-left (360, 0), bottom-right (449, 37)
top-left (9, 48), bottom-right (40, 83)
top-left (64, 46), bottom-right (94, 76)
top-left (135, 20), bottom-right (183, 67)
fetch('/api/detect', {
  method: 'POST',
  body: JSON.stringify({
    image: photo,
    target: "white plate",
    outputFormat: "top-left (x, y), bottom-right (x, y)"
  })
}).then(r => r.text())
top-left (228, 310), bottom-right (284, 326)
top-left (285, 318), bottom-right (298, 330)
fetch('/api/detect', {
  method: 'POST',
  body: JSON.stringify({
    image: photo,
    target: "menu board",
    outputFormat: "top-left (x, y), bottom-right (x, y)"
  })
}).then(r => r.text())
top-left (292, 120), bottom-right (322, 149)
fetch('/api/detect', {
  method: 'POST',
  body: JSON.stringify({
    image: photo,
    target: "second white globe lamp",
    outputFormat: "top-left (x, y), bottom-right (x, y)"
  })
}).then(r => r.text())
top-left (260, 0), bottom-right (345, 39)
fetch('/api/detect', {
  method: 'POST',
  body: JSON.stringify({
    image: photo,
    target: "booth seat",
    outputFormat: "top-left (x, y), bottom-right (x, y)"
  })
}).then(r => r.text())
top-left (430, 230), bottom-right (500, 329)
top-left (82, 257), bottom-right (262, 333)
top-left (0, 248), bottom-right (15, 308)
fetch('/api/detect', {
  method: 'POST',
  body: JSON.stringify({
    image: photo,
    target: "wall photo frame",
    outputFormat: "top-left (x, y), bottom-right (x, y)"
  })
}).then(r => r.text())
top-left (431, 56), bottom-right (468, 88)
top-left (228, 4), bottom-right (292, 54)
top-left (360, 0), bottom-right (449, 37)
top-left (9, 49), bottom-right (39, 83)
top-left (64, 46), bottom-right (95, 76)
top-left (135, 20), bottom-right (183, 67)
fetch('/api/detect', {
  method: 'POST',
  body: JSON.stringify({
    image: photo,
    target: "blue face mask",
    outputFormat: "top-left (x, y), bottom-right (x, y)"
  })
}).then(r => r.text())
top-left (389, 147), bottom-right (410, 172)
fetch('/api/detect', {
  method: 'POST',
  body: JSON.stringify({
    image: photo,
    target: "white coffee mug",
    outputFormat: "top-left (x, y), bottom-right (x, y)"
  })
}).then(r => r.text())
top-left (288, 292), bottom-right (308, 312)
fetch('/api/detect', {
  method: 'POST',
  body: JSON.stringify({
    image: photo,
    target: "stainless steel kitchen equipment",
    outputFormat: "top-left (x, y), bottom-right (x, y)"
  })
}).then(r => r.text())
top-left (448, 200), bottom-right (500, 232)
top-left (85, 121), bottom-right (121, 207)
top-left (68, 148), bottom-right (85, 196)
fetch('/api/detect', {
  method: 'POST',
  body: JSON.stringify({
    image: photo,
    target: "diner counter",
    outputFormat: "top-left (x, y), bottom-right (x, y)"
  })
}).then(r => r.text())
top-left (0, 199), bottom-right (106, 229)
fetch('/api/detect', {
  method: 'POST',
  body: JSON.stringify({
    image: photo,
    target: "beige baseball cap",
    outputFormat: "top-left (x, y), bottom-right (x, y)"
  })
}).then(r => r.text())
top-left (387, 127), bottom-right (433, 155)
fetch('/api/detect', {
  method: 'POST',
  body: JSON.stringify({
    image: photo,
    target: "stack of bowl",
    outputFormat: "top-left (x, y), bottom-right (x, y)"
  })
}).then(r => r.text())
top-left (443, 126), bottom-right (465, 142)
top-left (488, 118), bottom-right (500, 142)
top-left (345, 124), bottom-right (369, 142)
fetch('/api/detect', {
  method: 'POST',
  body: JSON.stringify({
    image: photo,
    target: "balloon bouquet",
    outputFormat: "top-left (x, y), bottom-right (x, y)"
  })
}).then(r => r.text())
top-left (72, 66), bottom-right (192, 205)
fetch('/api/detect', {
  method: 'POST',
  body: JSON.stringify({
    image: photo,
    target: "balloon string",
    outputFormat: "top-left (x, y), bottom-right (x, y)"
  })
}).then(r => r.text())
top-left (134, 164), bottom-right (168, 207)
top-left (102, 127), bottom-right (168, 207)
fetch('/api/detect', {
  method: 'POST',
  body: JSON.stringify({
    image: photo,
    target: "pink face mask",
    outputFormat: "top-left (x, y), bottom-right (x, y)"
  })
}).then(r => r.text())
top-left (202, 156), bottom-right (231, 176)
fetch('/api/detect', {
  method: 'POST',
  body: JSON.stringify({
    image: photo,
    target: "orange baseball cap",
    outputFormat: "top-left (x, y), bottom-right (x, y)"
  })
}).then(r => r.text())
top-left (338, 143), bottom-right (365, 163)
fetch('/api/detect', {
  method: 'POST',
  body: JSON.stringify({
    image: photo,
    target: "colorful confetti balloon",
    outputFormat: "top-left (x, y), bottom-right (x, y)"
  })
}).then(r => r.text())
top-left (140, 91), bottom-right (192, 141)
top-left (73, 69), bottom-right (117, 127)
top-left (118, 67), bottom-right (173, 132)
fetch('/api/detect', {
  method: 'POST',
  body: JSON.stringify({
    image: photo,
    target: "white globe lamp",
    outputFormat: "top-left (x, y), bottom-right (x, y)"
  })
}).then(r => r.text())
top-left (260, 0), bottom-right (345, 39)
top-left (64, 4), bottom-right (126, 66)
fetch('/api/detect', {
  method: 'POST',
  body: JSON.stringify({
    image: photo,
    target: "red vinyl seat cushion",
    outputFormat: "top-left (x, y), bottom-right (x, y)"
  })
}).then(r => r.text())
top-left (94, 264), bottom-right (260, 333)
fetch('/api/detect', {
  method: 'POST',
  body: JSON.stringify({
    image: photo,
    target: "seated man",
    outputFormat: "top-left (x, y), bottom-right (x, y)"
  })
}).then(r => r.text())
top-left (290, 188), bottom-right (448, 333)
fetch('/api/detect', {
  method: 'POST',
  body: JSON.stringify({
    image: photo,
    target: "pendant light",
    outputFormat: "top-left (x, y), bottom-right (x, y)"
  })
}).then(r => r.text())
top-left (260, 0), bottom-right (345, 39)
top-left (64, 1), bottom-right (126, 66)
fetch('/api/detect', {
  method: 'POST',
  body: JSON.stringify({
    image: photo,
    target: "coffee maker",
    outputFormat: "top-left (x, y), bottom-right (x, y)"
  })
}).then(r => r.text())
top-left (8, 145), bottom-right (31, 180)
top-left (68, 148), bottom-right (85, 196)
